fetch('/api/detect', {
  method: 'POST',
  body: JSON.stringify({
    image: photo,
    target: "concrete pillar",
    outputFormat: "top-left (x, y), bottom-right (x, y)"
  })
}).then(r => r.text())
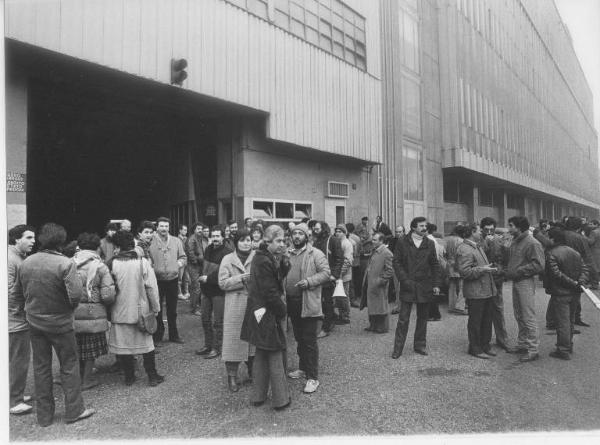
top-left (471, 185), bottom-right (479, 223)
top-left (500, 190), bottom-right (508, 227)
top-left (6, 67), bottom-right (28, 227)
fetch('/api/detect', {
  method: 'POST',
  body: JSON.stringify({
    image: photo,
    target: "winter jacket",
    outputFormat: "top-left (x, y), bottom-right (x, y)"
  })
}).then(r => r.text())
top-left (564, 230), bottom-right (596, 271)
top-left (283, 245), bottom-right (330, 318)
top-left (8, 246), bottom-right (28, 333)
top-left (544, 245), bottom-right (589, 296)
top-left (73, 250), bottom-right (116, 333)
top-left (588, 227), bottom-right (600, 271)
top-left (241, 246), bottom-right (288, 351)
top-left (109, 254), bottom-right (160, 324)
top-left (444, 235), bottom-right (463, 278)
top-left (456, 239), bottom-right (496, 300)
top-left (312, 234), bottom-right (344, 288)
top-left (148, 234), bottom-right (187, 281)
top-left (99, 237), bottom-right (116, 263)
top-left (360, 244), bottom-right (394, 314)
top-left (505, 232), bottom-right (545, 281)
top-left (393, 234), bottom-right (442, 303)
top-left (201, 243), bottom-right (233, 297)
top-left (186, 233), bottom-right (208, 267)
top-left (18, 250), bottom-right (84, 334)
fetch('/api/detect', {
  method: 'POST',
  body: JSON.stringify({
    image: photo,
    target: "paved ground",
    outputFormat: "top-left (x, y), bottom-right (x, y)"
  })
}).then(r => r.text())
top-left (9, 282), bottom-right (600, 440)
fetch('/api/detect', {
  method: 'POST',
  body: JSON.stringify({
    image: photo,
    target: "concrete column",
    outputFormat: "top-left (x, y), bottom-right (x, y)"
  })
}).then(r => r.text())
top-left (6, 67), bottom-right (28, 227)
top-left (500, 190), bottom-right (508, 228)
top-left (471, 185), bottom-right (479, 223)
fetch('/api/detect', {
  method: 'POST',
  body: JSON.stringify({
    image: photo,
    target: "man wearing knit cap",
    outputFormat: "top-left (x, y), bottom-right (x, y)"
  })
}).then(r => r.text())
top-left (284, 223), bottom-right (330, 393)
top-left (334, 224), bottom-right (354, 324)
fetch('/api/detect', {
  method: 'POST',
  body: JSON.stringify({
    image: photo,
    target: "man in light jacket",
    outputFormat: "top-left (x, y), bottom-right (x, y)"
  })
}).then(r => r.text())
top-left (284, 223), bottom-right (330, 394)
top-left (8, 224), bottom-right (35, 415)
top-left (360, 232), bottom-right (394, 333)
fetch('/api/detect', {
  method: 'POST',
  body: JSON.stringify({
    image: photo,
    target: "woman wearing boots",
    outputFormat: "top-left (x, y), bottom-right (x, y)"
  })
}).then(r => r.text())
top-left (219, 229), bottom-right (256, 392)
top-left (73, 233), bottom-right (116, 390)
top-left (107, 231), bottom-right (164, 386)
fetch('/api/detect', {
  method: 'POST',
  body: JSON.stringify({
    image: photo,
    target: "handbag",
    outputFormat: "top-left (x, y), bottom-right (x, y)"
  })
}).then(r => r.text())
top-left (136, 259), bottom-right (158, 335)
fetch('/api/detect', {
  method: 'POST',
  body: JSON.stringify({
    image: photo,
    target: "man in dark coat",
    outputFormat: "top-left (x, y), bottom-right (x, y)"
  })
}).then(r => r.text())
top-left (391, 217), bottom-right (442, 358)
top-left (312, 221), bottom-right (345, 337)
top-left (196, 225), bottom-right (233, 359)
top-left (544, 227), bottom-right (589, 360)
top-left (563, 217), bottom-right (595, 327)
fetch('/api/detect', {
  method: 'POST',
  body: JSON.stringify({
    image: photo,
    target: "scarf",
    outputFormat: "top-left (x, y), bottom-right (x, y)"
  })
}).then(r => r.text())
top-left (236, 249), bottom-right (251, 265)
top-left (107, 250), bottom-right (139, 271)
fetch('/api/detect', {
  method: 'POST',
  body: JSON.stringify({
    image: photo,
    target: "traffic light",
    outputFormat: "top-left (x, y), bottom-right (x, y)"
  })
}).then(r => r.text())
top-left (171, 58), bottom-right (188, 86)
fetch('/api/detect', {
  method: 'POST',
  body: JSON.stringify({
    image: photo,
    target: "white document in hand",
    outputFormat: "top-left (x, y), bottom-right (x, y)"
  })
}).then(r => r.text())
top-left (254, 307), bottom-right (266, 323)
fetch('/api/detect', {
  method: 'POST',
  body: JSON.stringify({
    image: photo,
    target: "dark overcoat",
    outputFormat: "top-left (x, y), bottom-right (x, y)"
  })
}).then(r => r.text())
top-left (392, 234), bottom-right (442, 303)
top-left (360, 244), bottom-right (394, 314)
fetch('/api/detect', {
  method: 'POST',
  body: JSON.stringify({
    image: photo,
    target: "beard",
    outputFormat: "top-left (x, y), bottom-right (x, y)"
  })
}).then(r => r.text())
top-left (293, 239), bottom-right (307, 248)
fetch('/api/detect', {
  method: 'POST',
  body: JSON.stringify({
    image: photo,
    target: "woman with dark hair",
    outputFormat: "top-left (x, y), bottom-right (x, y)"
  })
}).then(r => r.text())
top-left (107, 231), bottom-right (164, 386)
top-left (250, 227), bottom-right (264, 250)
top-left (219, 229), bottom-right (256, 392)
top-left (73, 233), bottom-right (116, 389)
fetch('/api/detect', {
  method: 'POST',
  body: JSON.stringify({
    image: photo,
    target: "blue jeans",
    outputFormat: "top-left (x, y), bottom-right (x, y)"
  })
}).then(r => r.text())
top-left (512, 279), bottom-right (539, 353)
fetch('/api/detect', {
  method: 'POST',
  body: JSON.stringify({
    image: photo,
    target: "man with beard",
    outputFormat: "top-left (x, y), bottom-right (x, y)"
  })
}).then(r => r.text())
top-left (148, 217), bottom-right (187, 344)
top-left (312, 221), bottom-right (344, 337)
top-left (99, 222), bottom-right (118, 263)
top-left (284, 223), bottom-right (330, 393)
top-left (391, 217), bottom-right (442, 359)
top-left (186, 223), bottom-right (207, 316)
top-left (196, 225), bottom-right (233, 359)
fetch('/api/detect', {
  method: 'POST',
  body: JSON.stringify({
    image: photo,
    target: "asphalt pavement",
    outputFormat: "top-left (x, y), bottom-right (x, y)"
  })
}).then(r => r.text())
top-left (9, 282), bottom-right (600, 440)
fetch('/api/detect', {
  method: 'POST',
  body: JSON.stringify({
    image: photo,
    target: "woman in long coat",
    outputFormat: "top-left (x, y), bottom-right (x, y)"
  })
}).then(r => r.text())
top-left (108, 231), bottom-right (164, 387)
top-left (219, 229), bottom-right (256, 392)
top-left (73, 233), bottom-right (116, 390)
top-left (241, 225), bottom-right (291, 410)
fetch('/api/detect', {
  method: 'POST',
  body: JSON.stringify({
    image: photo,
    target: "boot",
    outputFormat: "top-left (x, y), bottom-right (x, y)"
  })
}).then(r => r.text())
top-left (118, 355), bottom-right (136, 386)
top-left (81, 360), bottom-right (100, 391)
top-left (245, 357), bottom-right (254, 383)
top-left (143, 351), bottom-right (165, 386)
top-left (227, 375), bottom-right (239, 392)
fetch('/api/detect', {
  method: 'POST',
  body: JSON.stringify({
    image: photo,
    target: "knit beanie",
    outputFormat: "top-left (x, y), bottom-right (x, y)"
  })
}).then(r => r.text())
top-left (292, 223), bottom-right (310, 239)
top-left (336, 224), bottom-right (348, 235)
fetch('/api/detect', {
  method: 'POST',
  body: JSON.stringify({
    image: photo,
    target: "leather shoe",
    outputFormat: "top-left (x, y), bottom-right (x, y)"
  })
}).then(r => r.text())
top-left (317, 330), bottom-right (330, 338)
top-left (575, 320), bottom-right (590, 327)
top-left (483, 350), bottom-right (497, 357)
top-left (549, 350), bottom-right (571, 361)
top-left (228, 375), bottom-right (239, 392)
top-left (414, 349), bottom-right (428, 356)
top-left (169, 337), bottom-right (185, 344)
top-left (391, 351), bottom-right (401, 359)
top-left (519, 352), bottom-right (539, 362)
top-left (495, 342), bottom-right (510, 352)
top-left (470, 352), bottom-right (489, 360)
top-left (195, 347), bottom-right (211, 356)
top-left (573, 329), bottom-right (581, 335)
top-left (204, 349), bottom-right (220, 359)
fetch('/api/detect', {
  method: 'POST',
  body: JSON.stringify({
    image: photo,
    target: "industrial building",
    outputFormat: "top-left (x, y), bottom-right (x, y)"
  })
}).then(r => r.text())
top-left (4, 0), bottom-right (598, 235)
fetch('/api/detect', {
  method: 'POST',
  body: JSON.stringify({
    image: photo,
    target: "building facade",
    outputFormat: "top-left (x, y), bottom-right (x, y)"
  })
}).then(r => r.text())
top-left (4, 0), bottom-right (599, 235)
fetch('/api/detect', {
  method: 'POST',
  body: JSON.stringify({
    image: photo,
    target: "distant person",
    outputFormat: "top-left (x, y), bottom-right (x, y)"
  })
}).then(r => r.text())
top-left (333, 224), bottom-right (353, 324)
top-left (8, 224), bottom-right (35, 415)
top-left (186, 223), bottom-right (207, 316)
top-left (73, 233), bottom-right (116, 390)
top-left (16, 223), bottom-right (95, 426)
top-left (444, 225), bottom-right (466, 316)
top-left (177, 224), bottom-right (190, 301)
top-left (345, 223), bottom-right (362, 308)
top-left (391, 217), bottom-right (442, 359)
top-left (426, 223), bottom-right (445, 322)
top-left (99, 222), bottom-right (118, 263)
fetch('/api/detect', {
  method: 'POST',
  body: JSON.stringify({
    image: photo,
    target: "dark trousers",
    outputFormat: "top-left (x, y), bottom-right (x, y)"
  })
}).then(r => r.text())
top-left (351, 265), bottom-right (361, 302)
top-left (393, 301), bottom-right (429, 354)
top-left (30, 327), bottom-right (85, 426)
top-left (117, 351), bottom-right (158, 379)
top-left (575, 294), bottom-right (583, 323)
top-left (368, 314), bottom-right (389, 332)
top-left (252, 348), bottom-right (290, 408)
top-left (225, 356), bottom-right (254, 377)
top-left (321, 286), bottom-right (336, 332)
top-left (201, 294), bottom-right (225, 351)
top-left (154, 279), bottom-right (180, 342)
top-left (546, 296), bottom-right (557, 329)
top-left (188, 264), bottom-right (202, 312)
top-left (466, 298), bottom-right (493, 355)
top-left (9, 329), bottom-right (31, 407)
top-left (551, 293), bottom-right (578, 353)
top-left (428, 300), bottom-right (441, 319)
top-left (287, 299), bottom-right (319, 380)
top-left (491, 280), bottom-right (509, 346)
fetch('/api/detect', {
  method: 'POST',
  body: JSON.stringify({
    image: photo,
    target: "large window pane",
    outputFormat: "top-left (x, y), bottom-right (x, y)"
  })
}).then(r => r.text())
top-left (402, 75), bottom-right (422, 139)
top-left (403, 144), bottom-right (423, 201)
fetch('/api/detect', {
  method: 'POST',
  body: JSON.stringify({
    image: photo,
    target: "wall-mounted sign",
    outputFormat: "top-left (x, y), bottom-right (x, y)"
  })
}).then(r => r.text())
top-left (7, 172), bottom-right (26, 192)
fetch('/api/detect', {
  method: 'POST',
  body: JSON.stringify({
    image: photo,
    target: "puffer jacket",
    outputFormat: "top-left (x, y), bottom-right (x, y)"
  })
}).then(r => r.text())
top-left (544, 245), bottom-right (589, 296)
top-left (73, 250), bottom-right (116, 333)
top-left (283, 245), bottom-right (330, 318)
top-left (456, 240), bottom-right (496, 299)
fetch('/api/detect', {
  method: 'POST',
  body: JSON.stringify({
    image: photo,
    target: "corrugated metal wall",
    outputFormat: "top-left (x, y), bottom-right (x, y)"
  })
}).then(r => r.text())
top-left (6, 0), bottom-right (382, 163)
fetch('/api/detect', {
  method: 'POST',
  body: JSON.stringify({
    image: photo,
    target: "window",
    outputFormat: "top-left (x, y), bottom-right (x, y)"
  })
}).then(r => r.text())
top-left (403, 143), bottom-right (423, 201)
top-left (507, 194), bottom-right (523, 210)
top-left (443, 178), bottom-right (471, 204)
top-left (402, 75), bottom-right (421, 139)
top-left (400, 10), bottom-right (419, 73)
top-left (225, 0), bottom-right (367, 70)
top-left (251, 199), bottom-right (312, 221)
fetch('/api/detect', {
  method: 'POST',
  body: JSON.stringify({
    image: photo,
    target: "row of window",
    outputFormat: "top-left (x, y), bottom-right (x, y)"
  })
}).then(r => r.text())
top-left (225, 0), bottom-right (367, 70)
top-left (443, 179), bottom-right (523, 210)
top-left (251, 199), bottom-right (312, 220)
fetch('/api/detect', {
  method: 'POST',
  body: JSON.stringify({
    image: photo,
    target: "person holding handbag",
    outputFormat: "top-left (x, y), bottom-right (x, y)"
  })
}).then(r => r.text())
top-left (73, 233), bottom-right (116, 390)
top-left (107, 231), bottom-right (164, 386)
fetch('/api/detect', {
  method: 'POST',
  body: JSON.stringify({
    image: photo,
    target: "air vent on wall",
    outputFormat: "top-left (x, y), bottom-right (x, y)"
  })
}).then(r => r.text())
top-left (327, 181), bottom-right (350, 198)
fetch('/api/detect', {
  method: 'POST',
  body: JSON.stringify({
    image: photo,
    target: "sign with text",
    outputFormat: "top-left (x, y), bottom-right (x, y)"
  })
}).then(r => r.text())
top-left (7, 172), bottom-right (26, 192)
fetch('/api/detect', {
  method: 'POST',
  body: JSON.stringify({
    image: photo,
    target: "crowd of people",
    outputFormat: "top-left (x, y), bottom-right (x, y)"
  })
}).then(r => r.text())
top-left (7, 213), bottom-right (597, 422)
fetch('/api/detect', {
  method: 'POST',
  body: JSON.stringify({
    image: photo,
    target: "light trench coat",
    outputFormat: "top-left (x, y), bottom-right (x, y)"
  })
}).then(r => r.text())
top-left (219, 250), bottom-right (256, 362)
